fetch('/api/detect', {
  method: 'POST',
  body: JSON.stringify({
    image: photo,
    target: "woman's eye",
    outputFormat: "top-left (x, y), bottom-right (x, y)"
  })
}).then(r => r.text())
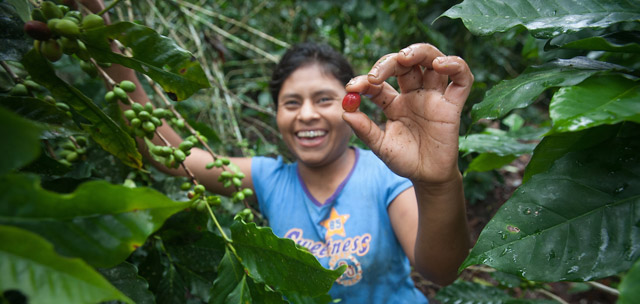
top-left (283, 100), bottom-right (299, 107)
top-left (318, 97), bottom-right (332, 103)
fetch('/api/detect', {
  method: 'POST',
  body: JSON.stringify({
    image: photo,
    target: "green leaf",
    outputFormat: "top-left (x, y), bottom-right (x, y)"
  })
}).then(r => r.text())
top-left (548, 31), bottom-right (640, 53)
top-left (21, 49), bottom-right (143, 168)
top-left (471, 57), bottom-right (621, 122)
top-left (98, 262), bottom-right (155, 304)
top-left (523, 124), bottom-right (619, 182)
top-left (0, 96), bottom-right (71, 125)
top-left (0, 2), bottom-right (31, 61)
top-left (0, 105), bottom-right (42, 175)
top-left (618, 258), bottom-right (640, 304)
top-left (0, 225), bottom-right (134, 304)
top-left (459, 132), bottom-right (536, 156)
top-left (82, 22), bottom-right (210, 101)
top-left (549, 75), bottom-right (640, 133)
top-left (156, 263), bottom-right (187, 304)
top-left (461, 133), bottom-right (640, 282)
top-left (0, 173), bottom-right (189, 268)
top-left (434, 280), bottom-right (555, 304)
top-left (230, 221), bottom-right (344, 297)
top-left (226, 275), bottom-right (252, 303)
top-left (211, 248), bottom-right (285, 304)
top-left (440, 0), bottom-right (640, 39)
top-left (467, 153), bottom-right (517, 173)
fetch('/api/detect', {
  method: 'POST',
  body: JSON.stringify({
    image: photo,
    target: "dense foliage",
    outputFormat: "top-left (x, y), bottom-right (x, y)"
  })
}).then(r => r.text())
top-left (1, 0), bottom-right (639, 303)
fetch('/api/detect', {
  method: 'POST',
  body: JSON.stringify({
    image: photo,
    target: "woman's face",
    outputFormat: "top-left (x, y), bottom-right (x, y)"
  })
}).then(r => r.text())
top-left (276, 63), bottom-right (353, 168)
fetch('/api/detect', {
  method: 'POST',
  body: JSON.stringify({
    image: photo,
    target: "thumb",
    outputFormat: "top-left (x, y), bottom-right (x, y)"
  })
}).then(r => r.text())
top-left (342, 111), bottom-right (383, 152)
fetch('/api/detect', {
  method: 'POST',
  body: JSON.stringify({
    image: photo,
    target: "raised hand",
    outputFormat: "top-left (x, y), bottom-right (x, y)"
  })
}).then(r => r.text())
top-left (342, 43), bottom-right (473, 186)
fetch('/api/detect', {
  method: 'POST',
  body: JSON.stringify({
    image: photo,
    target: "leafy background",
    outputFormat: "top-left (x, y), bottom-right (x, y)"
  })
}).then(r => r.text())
top-left (1, 0), bottom-right (639, 303)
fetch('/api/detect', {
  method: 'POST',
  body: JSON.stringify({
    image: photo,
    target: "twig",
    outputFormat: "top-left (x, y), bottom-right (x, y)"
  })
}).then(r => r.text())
top-left (173, 0), bottom-right (289, 48)
top-left (587, 281), bottom-right (620, 297)
top-left (537, 289), bottom-right (569, 304)
top-left (98, 0), bottom-right (123, 16)
top-left (0, 61), bottom-right (21, 84)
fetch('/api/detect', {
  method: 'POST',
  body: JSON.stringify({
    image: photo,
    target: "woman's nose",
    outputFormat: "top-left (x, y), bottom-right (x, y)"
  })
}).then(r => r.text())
top-left (297, 100), bottom-right (319, 121)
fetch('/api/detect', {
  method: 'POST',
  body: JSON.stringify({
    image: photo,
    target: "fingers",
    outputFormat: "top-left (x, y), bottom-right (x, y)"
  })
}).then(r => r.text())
top-left (432, 56), bottom-right (474, 108)
top-left (342, 111), bottom-right (384, 154)
top-left (346, 75), bottom-right (399, 110)
top-left (398, 43), bottom-right (448, 92)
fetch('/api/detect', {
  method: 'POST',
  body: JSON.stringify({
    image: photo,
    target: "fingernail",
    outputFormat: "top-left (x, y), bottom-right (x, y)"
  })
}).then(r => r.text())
top-left (400, 46), bottom-right (412, 56)
top-left (435, 56), bottom-right (446, 64)
top-left (346, 78), bottom-right (355, 87)
top-left (368, 67), bottom-right (379, 78)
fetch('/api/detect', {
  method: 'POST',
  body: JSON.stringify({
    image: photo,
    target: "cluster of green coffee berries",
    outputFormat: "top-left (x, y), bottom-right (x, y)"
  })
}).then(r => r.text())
top-left (24, 1), bottom-right (105, 62)
top-left (235, 208), bottom-right (254, 222)
top-left (57, 136), bottom-right (88, 166)
top-left (214, 168), bottom-right (253, 202)
top-left (8, 78), bottom-right (44, 97)
top-left (105, 80), bottom-right (136, 104)
top-left (123, 102), bottom-right (171, 140)
top-left (180, 183), bottom-right (222, 212)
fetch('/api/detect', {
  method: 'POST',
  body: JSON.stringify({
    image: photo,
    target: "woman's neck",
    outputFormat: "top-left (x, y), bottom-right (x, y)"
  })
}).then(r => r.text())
top-left (297, 147), bottom-right (356, 203)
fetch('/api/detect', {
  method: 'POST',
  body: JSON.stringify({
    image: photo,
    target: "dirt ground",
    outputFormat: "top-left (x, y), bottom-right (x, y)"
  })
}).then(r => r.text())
top-left (413, 155), bottom-right (620, 304)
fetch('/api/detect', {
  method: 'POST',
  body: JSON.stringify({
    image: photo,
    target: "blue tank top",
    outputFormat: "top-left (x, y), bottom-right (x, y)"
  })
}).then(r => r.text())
top-left (251, 148), bottom-right (428, 303)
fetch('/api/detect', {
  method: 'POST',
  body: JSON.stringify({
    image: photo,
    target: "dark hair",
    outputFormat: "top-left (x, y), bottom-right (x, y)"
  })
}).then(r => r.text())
top-left (269, 42), bottom-right (354, 109)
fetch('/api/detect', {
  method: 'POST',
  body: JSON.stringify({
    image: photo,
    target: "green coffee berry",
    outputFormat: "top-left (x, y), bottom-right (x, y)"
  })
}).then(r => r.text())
top-left (66, 151), bottom-right (79, 162)
top-left (142, 121), bottom-right (156, 133)
top-left (123, 109), bottom-right (136, 120)
top-left (180, 182), bottom-right (192, 191)
top-left (173, 149), bottom-right (186, 162)
top-left (9, 84), bottom-right (29, 96)
top-left (41, 1), bottom-right (63, 20)
top-left (235, 172), bottom-right (245, 179)
top-left (64, 10), bottom-right (82, 22)
top-left (82, 14), bottom-right (104, 29)
top-left (232, 177), bottom-right (242, 187)
top-left (55, 19), bottom-right (80, 38)
top-left (221, 158), bottom-right (230, 165)
top-left (105, 91), bottom-right (117, 103)
top-left (150, 116), bottom-right (162, 127)
top-left (31, 8), bottom-right (47, 23)
top-left (40, 39), bottom-right (63, 62)
top-left (213, 159), bottom-right (223, 167)
top-left (206, 162), bottom-right (214, 169)
top-left (131, 103), bottom-right (144, 113)
top-left (152, 108), bottom-right (166, 118)
top-left (178, 141), bottom-right (193, 152)
top-left (130, 118), bottom-right (141, 128)
top-left (175, 119), bottom-right (185, 129)
top-left (242, 188), bottom-right (254, 197)
top-left (234, 191), bottom-right (245, 201)
top-left (75, 40), bottom-right (90, 61)
top-left (113, 87), bottom-right (128, 102)
top-left (138, 111), bottom-right (151, 121)
top-left (55, 102), bottom-right (70, 111)
top-left (23, 80), bottom-right (42, 91)
top-left (57, 5), bottom-right (69, 15)
top-left (75, 136), bottom-right (87, 146)
top-left (194, 184), bottom-right (205, 194)
top-left (119, 80), bottom-right (136, 92)
top-left (60, 37), bottom-right (79, 54)
top-left (80, 60), bottom-right (97, 78)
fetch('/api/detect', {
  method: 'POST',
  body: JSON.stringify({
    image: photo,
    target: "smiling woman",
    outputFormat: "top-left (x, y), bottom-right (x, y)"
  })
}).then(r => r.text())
top-left (102, 38), bottom-right (473, 302)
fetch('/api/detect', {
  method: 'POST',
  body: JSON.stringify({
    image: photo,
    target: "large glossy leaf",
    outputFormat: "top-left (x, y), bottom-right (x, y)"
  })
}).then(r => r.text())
top-left (618, 258), bottom-right (640, 304)
top-left (98, 262), bottom-right (155, 304)
top-left (82, 22), bottom-right (210, 101)
top-left (0, 105), bottom-right (42, 175)
top-left (0, 173), bottom-right (189, 268)
top-left (523, 124), bottom-right (620, 182)
top-left (441, 0), bottom-right (640, 39)
top-left (470, 57), bottom-right (623, 122)
top-left (230, 221), bottom-right (345, 297)
top-left (0, 225), bottom-right (133, 304)
top-left (459, 132), bottom-right (536, 156)
top-left (549, 75), bottom-right (640, 133)
top-left (0, 3), bottom-right (31, 61)
top-left (548, 31), bottom-right (640, 53)
top-left (21, 50), bottom-right (143, 168)
top-left (460, 133), bottom-right (640, 282)
top-left (211, 248), bottom-right (285, 304)
top-left (434, 281), bottom-right (555, 304)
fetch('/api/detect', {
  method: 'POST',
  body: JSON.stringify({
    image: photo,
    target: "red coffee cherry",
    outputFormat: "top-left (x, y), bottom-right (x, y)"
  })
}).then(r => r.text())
top-left (24, 20), bottom-right (52, 41)
top-left (342, 93), bottom-right (361, 112)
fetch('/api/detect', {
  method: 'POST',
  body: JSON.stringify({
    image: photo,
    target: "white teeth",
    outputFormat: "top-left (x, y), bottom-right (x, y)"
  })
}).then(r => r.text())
top-left (296, 130), bottom-right (326, 138)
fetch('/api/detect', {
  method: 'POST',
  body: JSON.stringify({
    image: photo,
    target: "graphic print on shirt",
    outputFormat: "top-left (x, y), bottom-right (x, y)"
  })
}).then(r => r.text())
top-left (284, 207), bottom-right (371, 286)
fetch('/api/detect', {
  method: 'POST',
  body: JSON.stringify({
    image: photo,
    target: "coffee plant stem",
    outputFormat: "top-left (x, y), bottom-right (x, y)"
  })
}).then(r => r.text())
top-left (153, 127), bottom-right (199, 184)
top-left (537, 288), bottom-right (569, 304)
top-left (98, 0), bottom-right (123, 16)
top-left (93, 59), bottom-right (117, 87)
top-left (587, 281), bottom-right (620, 296)
top-left (0, 60), bottom-right (20, 84)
